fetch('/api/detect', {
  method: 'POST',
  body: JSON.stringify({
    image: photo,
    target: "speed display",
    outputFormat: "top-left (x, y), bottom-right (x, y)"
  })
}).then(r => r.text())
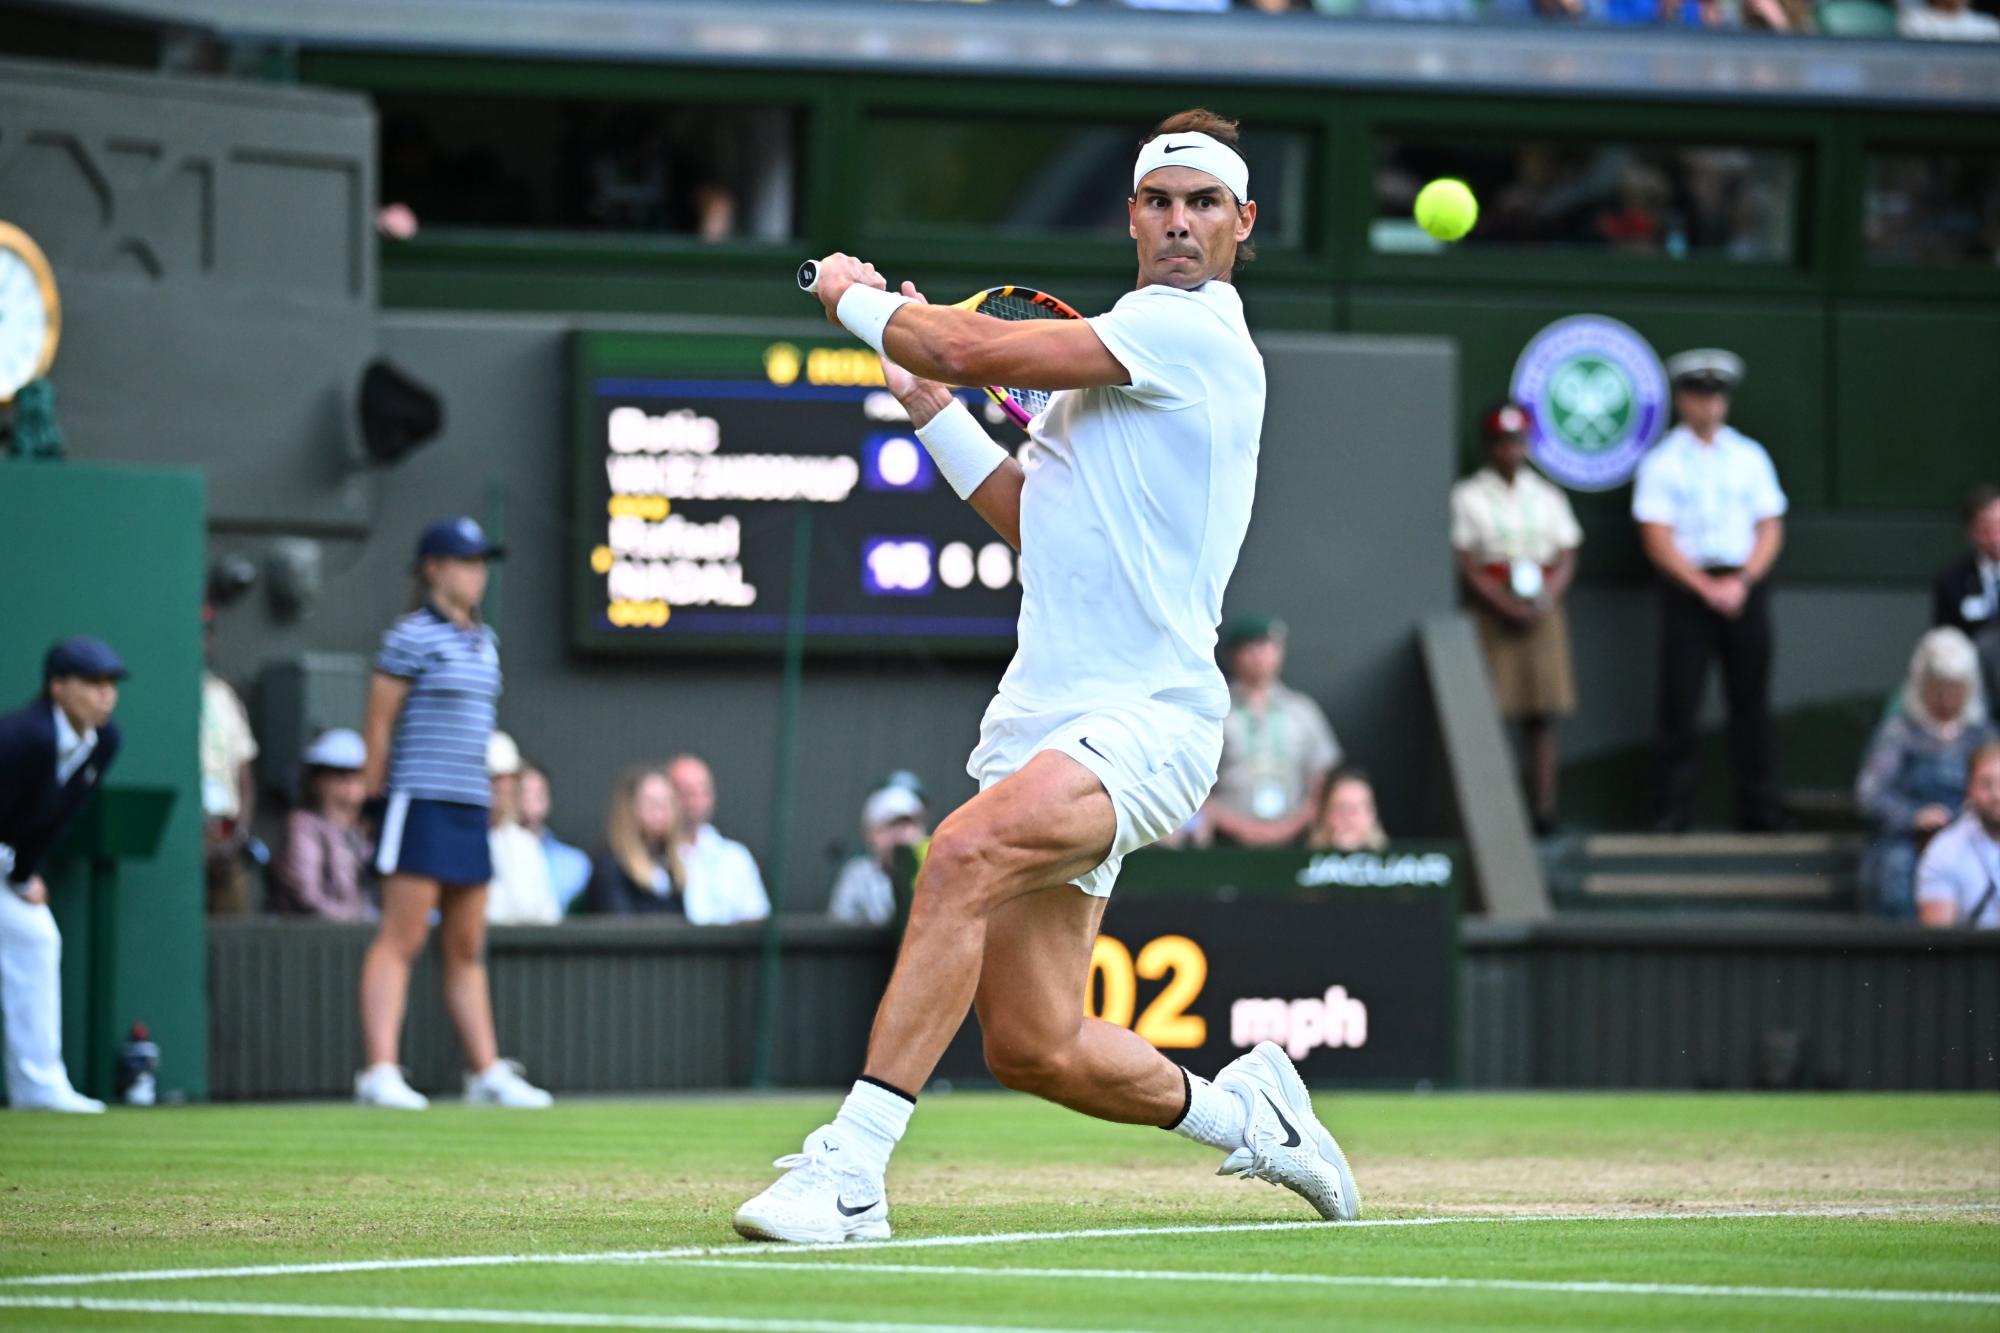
top-left (571, 330), bottom-right (1024, 655)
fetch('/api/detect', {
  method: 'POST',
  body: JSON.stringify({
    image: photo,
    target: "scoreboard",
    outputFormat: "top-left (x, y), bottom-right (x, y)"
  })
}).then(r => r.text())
top-left (570, 330), bottom-right (1023, 655)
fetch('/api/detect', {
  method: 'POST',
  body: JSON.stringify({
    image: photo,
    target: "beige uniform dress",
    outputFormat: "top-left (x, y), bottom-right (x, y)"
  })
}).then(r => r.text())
top-left (1449, 464), bottom-right (1584, 718)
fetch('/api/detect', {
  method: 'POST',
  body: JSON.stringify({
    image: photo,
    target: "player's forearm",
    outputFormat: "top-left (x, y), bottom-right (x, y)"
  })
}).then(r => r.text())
top-left (967, 460), bottom-right (1025, 552)
top-left (881, 305), bottom-right (996, 385)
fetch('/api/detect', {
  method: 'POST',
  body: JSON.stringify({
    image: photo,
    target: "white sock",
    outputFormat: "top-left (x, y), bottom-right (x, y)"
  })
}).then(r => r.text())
top-left (1170, 1071), bottom-right (1249, 1152)
top-left (831, 1078), bottom-right (915, 1177)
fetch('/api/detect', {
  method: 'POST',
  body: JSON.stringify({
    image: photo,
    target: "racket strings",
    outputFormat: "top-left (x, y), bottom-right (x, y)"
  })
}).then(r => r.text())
top-left (968, 289), bottom-right (1076, 420)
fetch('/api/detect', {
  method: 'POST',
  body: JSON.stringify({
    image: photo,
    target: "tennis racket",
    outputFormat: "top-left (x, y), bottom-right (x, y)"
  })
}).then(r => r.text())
top-left (797, 258), bottom-right (1081, 429)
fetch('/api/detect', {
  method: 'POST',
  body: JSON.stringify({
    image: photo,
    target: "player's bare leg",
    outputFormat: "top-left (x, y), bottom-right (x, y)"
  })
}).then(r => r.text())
top-left (973, 880), bottom-right (1182, 1124)
top-left (860, 750), bottom-right (1118, 1094)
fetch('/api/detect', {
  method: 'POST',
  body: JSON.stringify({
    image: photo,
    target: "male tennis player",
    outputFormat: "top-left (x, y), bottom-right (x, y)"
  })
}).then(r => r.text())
top-left (735, 110), bottom-right (1358, 1243)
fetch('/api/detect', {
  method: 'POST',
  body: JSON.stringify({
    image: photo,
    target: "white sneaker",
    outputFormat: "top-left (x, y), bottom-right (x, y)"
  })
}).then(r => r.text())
top-left (463, 1058), bottom-right (553, 1108)
top-left (354, 1063), bottom-right (429, 1110)
top-left (733, 1125), bottom-right (891, 1243)
top-left (12, 1088), bottom-right (106, 1113)
top-left (1213, 1040), bottom-right (1360, 1221)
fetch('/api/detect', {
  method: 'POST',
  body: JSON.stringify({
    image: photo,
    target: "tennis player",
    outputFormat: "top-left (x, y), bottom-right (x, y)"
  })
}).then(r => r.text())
top-left (735, 110), bottom-right (1357, 1242)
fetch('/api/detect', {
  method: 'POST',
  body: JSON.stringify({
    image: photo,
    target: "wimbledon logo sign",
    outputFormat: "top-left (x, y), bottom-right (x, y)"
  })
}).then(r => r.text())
top-left (1509, 315), bottom-right (1668, 492)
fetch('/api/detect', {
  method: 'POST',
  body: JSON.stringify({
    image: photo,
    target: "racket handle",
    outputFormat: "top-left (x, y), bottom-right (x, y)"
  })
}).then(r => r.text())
top-left (797, 259), bottom-right (820, 294)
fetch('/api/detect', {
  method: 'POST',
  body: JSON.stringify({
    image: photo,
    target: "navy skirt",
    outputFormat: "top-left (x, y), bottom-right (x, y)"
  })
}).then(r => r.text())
top-left (375, 793), bottom-right (492, 886)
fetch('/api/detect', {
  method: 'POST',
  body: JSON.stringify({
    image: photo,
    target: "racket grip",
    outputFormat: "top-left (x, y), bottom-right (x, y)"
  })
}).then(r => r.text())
top-left (797, 259), bottom-right (820, 294)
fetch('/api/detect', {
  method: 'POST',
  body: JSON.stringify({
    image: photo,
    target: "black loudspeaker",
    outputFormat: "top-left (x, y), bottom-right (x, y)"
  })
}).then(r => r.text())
top-left (358, 358), bottom-right (444, 465)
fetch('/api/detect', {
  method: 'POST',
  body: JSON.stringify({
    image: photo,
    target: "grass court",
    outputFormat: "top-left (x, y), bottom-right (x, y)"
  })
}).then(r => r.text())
top-left (2, 1090), bottom-right (1995, 1331)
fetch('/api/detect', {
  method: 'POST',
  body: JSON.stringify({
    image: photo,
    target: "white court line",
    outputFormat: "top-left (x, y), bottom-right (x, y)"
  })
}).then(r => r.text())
top-left (3, 1203), bottom-right (1993, 1290)
top-left (664, 1258), bottom-right (2000, 1309)
top-left (0, 1297), bottom-right (1163, 1333)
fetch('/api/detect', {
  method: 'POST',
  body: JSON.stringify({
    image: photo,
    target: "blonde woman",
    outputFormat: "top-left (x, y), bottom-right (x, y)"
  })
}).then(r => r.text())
top-left (1857, 627), bottom-right (1995, 918)
top-left (355, 517), bottom-right (552, 1109)
top-left (584, 766), bottom-right (687, 915)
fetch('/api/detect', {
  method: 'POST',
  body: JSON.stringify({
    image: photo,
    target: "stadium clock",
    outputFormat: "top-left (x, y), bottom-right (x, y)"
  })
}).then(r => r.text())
top-left (0, 221), bottom-right (61, 405)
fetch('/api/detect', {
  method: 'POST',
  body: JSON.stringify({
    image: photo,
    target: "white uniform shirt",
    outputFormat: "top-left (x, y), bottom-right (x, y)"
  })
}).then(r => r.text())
top-left (52, 705), bottom-right (98, 787)
top-left (1000, 280), bottom-right (1265, 722)
top-left (1450, 465), bottom-right (1585, 566)
top-left (1915, 813), bottom-right (2000, 927)
top-left (1631, 425), bottom-right (1788, 569)
top-left (486, 822), bottom-right (561, 925)
top-left (681, 824), bottom-right (771, 925)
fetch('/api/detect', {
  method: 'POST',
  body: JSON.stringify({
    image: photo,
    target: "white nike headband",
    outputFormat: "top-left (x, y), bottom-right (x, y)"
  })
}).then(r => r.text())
top-left (1131, 131), bottom-right (1251, 206)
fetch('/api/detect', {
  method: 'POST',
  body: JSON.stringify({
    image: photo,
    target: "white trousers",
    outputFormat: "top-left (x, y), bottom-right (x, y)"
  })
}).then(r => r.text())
top-left (0, 887), bottom-right (78, 1107)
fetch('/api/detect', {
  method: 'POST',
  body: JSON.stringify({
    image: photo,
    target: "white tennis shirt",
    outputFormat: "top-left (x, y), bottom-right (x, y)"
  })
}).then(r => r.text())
top-left (996, 279), bottom-right (1265, 722)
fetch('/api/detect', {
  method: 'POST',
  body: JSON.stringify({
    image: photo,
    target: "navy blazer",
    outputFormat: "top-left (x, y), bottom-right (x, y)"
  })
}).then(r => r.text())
top-left (0, 698), bottom-right (123, 887)
top-left (1932, 556), bottom-right (1998, 638)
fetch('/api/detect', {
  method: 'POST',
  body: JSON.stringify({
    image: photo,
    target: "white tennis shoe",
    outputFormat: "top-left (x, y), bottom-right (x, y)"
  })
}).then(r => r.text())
top-left (464, 1058), bottom-right (553, 1108)
top-left (354, 1063), bottom-right (429, 1110)
top-left (733, 1125), bottom-right (891, 1244)
top-left (1212, 1040), bottom-right (1360, 1221)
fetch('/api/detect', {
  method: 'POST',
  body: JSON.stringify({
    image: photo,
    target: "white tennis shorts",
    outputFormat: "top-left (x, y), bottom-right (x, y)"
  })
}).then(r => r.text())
top-left (966, 695), bottom-right (1223, 898)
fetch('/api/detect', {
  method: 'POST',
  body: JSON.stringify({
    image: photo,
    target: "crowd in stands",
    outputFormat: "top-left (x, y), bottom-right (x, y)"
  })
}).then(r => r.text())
top-left (968, 0), bottom-right (2000, 38)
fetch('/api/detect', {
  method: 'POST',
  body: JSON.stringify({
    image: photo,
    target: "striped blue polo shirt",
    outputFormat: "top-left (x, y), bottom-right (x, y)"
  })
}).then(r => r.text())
top-left (376, 605), bottom-right (502, 807)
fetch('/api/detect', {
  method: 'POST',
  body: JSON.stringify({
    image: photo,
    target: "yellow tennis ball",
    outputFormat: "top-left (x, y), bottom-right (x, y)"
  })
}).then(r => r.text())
top-left (1414, 178), bottom-right (1478, 242)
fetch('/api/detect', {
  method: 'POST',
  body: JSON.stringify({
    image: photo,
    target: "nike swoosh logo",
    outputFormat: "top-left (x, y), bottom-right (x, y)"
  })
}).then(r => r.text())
top-left (1163, 145), bottom-right (1195, 154)
top-left (836, 1198), bottom-right (880, 1217)
top-left (1079, 736), bottom-right (1110, 764)
top-left (1262, 1092), bottom-right (1302, 1148)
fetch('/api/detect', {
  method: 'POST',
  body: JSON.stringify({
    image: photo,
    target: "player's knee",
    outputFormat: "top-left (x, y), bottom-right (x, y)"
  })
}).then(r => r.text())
top-left (914, 822), bottom-right (1011, 910)
top-left (982, 1029), bottom-right (1074, 1096)
top-left (373, 919), bottom-right (430, 962)
top-left (438, 927), bottom-right (485, 969)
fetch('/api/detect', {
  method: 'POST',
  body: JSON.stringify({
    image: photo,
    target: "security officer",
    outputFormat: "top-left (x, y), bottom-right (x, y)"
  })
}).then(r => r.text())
top-left (1632, 350), bottom-right (1788, 833)
top-left (0, 636), bottom-right (127, 1111)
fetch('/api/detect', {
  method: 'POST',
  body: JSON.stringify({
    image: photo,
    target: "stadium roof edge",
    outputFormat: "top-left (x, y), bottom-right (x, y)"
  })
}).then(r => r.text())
top-left (21, 0), bottom-right (2000, 110)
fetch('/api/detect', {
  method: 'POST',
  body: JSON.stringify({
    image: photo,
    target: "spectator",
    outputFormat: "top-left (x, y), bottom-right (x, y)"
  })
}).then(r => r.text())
top-left (1632, 348), bottom-right (1788, 834)
top-left (585, 765), bottom-right (686, 915)
top-left (519, 761), bottom-right (592, 915)
top-left (200, 610), bottom-right (259, 915)
top-left (829, 784), bottom-right (930, 927)
top-left (1916, 741), bottom-right (2000, 928)
top-left (1204, 615), bottom-right (1342, 847)
top-left (273, 728), bottom-right (375, 922)
top-left (356, 516), bottom-right (551, 1110)
top-left (1451, 401), bottom-right (1583, 836)
top-left (1931, 484), bottom-right (2000, 639)
top-left (1979, 623), bottom-right (2000, 726)
top-left (1307, 769), bottom-right (1389, 853)
top-left (1857, 628), bottom-right (1994, 919)
top-left (0, 637), bottom-right (126, 1112)
top-left (1901, 0), bottom-right (2000, 37)
top-left (484, 731), bottom-right (560, 927)
top-left (668, 754), bottom-right (771, 925)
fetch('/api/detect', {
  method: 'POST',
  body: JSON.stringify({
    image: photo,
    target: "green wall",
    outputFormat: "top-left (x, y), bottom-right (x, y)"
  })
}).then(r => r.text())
top-left (0, 462), bottom-right (207, 1101)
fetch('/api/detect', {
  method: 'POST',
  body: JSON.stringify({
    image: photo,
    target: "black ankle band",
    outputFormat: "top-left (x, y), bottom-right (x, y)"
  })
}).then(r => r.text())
top-left (1162, 1067), bottom-right (1193, 1131)
top-left (860, 1074), bottom-right (917, 1105)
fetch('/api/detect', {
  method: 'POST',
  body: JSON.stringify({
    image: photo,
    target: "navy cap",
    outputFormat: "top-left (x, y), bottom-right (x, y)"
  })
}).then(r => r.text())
top-left (414, 516), bottom-right (506, 565)
top-left (44, 635), bottom-right (128, 682)
top-left (1222, 614), bottom-right (1288, 651)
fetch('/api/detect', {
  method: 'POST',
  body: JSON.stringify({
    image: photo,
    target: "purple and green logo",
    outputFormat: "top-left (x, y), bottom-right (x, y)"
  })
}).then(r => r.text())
top-left (1510, 315), bottom-right (1668, 493)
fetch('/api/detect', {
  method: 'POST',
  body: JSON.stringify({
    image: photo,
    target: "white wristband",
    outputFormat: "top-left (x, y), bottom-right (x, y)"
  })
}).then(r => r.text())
top-left (916, 399), bottom-right (1009, 501)
top-left (836, 284), bottom-right (914, 355)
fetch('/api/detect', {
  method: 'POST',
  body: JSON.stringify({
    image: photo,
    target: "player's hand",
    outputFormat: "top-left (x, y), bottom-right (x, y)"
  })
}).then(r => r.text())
top-left (1913, 804), bottom-right (1952, 834)
top-left (21, 876), bottom-right (47, 906)
top-left (812, 253), bottom-right (887, 325)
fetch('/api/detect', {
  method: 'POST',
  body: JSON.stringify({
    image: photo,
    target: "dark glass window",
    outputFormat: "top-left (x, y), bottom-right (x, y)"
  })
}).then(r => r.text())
top-left (1865, 151), bottom-right (2000, 267)
top-left (862, 116), bottom-right (1311, 249)
top-left (1373, 137), bottom-right (1801, 262)
top-left (375, 93), bottom-right (798, 241)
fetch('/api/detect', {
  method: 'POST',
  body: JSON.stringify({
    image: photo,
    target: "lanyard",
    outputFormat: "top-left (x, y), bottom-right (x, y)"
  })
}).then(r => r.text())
top-left (1484, 471), bottom-right (1540, 561)
top-left (1242, 697), bottom-right (1288, 770)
